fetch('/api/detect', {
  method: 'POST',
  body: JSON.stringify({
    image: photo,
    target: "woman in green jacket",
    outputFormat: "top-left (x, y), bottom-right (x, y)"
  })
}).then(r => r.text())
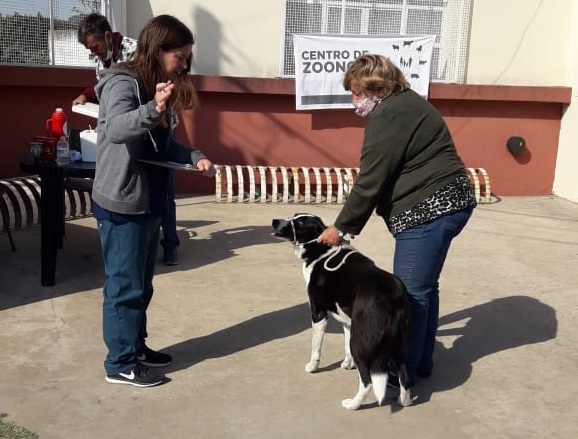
top-left (318, 54), bottom-right (476, 388)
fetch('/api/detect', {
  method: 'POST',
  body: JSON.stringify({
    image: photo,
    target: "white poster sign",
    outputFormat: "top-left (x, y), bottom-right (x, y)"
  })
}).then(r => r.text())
top-left (293, 34), bottom-right (435, 110)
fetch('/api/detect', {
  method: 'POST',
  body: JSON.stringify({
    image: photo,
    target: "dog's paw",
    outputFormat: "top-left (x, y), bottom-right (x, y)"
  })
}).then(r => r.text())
top-left (305, 360), bottom-right (319, 373)
top-left (341, 398), bottom-right (362, 410)
top-left (398, 392), bottom-right (415, 407)
top-left (340, 357), bottom-right (356, 370)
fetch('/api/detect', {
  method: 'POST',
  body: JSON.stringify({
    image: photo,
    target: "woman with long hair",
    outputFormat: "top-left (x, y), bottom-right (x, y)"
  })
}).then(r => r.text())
top-left (92, 15), bottom-right (214, 387)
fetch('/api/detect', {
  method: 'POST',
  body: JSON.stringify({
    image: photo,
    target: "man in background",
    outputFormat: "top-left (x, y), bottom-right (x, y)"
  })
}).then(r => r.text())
top-left (72, 12), bottom-right (137, 105)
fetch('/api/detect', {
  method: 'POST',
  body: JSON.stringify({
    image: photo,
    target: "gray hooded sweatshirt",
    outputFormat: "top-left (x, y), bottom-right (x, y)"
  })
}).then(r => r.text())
top-left (92, 68), bottom-right (206, 216)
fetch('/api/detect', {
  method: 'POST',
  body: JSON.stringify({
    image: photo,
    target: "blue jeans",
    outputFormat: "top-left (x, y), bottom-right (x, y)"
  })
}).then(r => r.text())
top-left (97, 215), bottom-right (161, 375)
top-left (161, 170), bottom-right (179, 251)
top-left (392, 207), bottom-right (473, 385)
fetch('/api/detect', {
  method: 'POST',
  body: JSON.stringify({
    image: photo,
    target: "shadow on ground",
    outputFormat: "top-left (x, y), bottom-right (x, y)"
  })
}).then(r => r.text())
top-left (165, 302), bottom-right (312, 372)
top-left (163, 293), bottom-right (557, 404)
top-left (157, 222), bottom-right (282, 273)
top-left (414, 295), bottom-right (557, 402)
top-left (0, 221), bottom-right (281, 310)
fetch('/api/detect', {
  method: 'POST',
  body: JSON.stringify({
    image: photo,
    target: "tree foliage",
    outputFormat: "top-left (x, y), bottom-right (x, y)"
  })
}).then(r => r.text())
top-left (0, 13), bottom-right (51, 64)
top-left (0, 0), bottom-right (101, 65)
top-left (72, 0), bottom-right (102, 16)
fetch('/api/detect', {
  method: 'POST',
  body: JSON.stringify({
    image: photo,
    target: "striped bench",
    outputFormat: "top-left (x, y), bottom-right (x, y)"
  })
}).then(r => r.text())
top-left (0, 176), bottom-right (93, 251)
top-left (214, 165), bottom-right (492, 204)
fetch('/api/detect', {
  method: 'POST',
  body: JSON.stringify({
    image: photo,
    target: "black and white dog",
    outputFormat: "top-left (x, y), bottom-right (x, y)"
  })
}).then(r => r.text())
top-left (271, 213), bottom-right (413, 410)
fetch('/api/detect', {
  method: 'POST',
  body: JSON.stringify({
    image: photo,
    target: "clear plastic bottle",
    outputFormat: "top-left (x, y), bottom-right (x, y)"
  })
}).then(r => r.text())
top-left (56, 136), bottom-right (70, 165)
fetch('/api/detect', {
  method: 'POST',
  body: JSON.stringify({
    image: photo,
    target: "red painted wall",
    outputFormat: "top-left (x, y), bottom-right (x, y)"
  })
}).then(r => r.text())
top-left (0, 66), bottom-right (571, 196)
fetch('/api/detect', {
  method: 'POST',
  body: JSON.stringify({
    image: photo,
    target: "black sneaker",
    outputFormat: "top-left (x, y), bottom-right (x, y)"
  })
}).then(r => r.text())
top-left (137, 345), bottom-right (173, 367)
top-left (105, 364), bottom-right (164, 387)
top-left (163, 248), bottom-right (179, 266)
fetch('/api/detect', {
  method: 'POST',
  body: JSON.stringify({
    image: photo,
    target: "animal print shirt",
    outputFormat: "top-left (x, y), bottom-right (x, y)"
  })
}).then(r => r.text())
top-left (95, 33), bottom-right (137, 81)
top-left (387, 173), bottom-right (476, 236)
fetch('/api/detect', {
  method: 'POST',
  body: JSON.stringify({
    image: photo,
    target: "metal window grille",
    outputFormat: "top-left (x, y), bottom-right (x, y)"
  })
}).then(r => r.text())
top-left (281, 0), bottom-right (472, 83)
top-left (0, 0), bottom-right (105, 66)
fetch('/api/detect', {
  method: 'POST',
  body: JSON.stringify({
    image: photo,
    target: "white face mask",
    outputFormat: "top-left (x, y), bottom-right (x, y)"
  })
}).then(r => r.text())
top-left (354, 95), bottom-right (381, 117)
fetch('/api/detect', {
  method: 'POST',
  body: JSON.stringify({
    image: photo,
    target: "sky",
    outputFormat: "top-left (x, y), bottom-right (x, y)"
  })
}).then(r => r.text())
top-left (1, 0), bottom-right (98, 19)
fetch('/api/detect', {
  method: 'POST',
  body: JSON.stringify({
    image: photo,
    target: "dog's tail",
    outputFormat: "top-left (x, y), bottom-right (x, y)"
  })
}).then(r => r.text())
top-left (370, 369), bottom-right (388, 405)
top-left (351, 309), bottom-right (392, 406)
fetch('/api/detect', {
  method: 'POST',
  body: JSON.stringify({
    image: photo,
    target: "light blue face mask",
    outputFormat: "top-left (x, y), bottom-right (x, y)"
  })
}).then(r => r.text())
top-left (354, 95), bottom-right (381, 117)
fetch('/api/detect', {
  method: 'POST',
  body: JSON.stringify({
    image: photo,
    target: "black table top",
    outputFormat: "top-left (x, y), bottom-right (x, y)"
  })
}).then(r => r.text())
top-left (20, 156), bottom-right (96, 178)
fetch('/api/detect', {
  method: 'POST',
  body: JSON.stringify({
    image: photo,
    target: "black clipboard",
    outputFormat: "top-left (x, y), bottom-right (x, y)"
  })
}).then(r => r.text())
top-left (138, 159), bottom-right (201, 171)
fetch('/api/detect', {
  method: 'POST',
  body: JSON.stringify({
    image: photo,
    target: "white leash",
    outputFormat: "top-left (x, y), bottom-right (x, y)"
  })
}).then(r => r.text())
top-left (322, 247), bottom-right (358, 271)
top-left (294, 232), bottom-right (358, 272)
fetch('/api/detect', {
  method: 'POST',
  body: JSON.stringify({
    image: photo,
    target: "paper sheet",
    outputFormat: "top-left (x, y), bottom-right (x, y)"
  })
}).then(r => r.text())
top-left (71, 102), bottom-right (99, 119)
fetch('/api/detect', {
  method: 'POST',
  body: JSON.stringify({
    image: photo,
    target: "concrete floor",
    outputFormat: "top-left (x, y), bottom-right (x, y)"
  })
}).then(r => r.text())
top-left (1, 195), bottom-right (577, 439)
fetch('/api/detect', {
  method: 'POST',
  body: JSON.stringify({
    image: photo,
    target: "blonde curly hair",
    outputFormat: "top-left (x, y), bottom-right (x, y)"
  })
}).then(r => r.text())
top-left (343, 54), bottom-right (409, 100)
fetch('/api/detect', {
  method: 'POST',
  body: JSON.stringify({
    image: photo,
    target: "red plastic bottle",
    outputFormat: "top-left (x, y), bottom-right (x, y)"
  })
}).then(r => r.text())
top-left (46, 108), bottom-right (68, 139)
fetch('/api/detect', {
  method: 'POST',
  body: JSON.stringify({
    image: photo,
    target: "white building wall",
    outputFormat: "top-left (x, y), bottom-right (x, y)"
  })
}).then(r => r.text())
top-left (123, 0), bottom-right (577, 201)
top-left (467, 0), bottom-right (573, 85)
top-left (554, 1), bottom-right (578, 202)
top-left (125, 0), bottom-right (574, 84)
top-left (126, 0), bottom-right (284, 77)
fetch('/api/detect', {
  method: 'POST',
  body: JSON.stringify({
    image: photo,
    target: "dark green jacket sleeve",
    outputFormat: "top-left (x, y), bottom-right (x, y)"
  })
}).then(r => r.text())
top-left (334, 103), bottom-right (409, 235)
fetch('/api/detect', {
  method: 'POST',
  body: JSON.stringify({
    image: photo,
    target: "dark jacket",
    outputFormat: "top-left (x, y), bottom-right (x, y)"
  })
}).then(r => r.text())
top-left (335, 88), bottom-right (467, 235)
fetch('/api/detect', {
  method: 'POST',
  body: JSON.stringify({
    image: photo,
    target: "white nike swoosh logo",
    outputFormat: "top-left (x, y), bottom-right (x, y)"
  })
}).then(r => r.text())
top-left (120, 370), bottom-right (135, 380)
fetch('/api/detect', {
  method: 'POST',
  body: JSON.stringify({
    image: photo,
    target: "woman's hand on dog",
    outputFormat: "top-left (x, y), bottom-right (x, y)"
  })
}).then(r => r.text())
top-left (317, 225), bottom-right (344, 246)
